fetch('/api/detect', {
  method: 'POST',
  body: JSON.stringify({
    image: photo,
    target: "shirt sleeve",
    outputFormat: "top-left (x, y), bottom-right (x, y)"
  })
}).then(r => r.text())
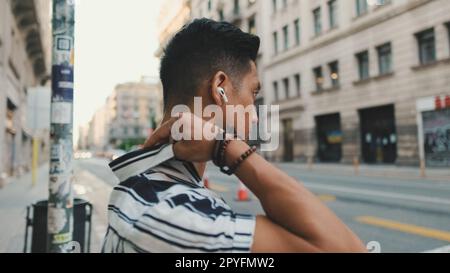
top-left (128, 192), bottom-right (256, 253)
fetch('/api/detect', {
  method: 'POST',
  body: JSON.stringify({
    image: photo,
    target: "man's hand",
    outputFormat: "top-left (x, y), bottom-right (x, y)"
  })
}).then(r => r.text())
top-left (145, 114), bottom-right (367, 253)
top-left (144, 114), bottom-right (179, 147)
top-left (144, 113), bottom-right (221, 162)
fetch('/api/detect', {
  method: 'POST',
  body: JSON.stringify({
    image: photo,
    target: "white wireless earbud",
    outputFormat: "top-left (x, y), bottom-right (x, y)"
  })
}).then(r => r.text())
top-left (217, 87), bottom-right (229, 103)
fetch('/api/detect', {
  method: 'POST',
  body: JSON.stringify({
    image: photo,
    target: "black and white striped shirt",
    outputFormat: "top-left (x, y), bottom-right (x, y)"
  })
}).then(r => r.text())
top-left (102, 144), bottom-right (256, 253)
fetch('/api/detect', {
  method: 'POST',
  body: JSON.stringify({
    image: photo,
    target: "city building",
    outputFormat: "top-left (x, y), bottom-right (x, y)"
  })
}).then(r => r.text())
top-left (263, 0), bottom-right (450, 167)
top-left (155, 0), bottom-right (191, 59)
top-left (173, 0), bottom-right (450, 167)
top-left (83, 77), bottom-right (163, 152)
top-left (77, 123), bottom-right (89, 151)
top-left (107, 77), bottom-right (163, 150)
top-left (87, 104), bottom-right (109, 153)
top-left (0, 0), bottom-right (51, 180)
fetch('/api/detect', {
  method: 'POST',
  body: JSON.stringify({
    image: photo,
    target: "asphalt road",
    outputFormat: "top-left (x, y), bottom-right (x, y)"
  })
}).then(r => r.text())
top-left (75, 158), bottom-right (450, 253)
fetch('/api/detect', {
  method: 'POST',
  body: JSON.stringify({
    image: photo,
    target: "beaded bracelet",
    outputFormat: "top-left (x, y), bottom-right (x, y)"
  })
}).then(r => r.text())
top-left (212, 132), bottom-right (231, 167)
top-left (220, 146), bottom-right (257, 176)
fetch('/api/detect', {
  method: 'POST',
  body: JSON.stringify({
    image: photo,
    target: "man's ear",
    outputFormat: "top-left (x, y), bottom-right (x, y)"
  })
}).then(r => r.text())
top-left (210, 71), bottom-right (231, 106)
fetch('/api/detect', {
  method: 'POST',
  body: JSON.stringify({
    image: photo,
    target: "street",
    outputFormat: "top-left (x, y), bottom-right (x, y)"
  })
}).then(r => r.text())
top-left (75, 157), bottom-right (450, 253)
top-left (2, 0), bottom-right (450, 258)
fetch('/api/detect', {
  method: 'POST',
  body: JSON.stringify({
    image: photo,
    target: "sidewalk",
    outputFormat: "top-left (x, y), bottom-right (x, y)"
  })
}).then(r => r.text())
top-left (276, 162), bottom-right (450, 182)
top-left (0, 164), bottom-right (112, 253)
top-left (0, 164), bottom-right (48, 253)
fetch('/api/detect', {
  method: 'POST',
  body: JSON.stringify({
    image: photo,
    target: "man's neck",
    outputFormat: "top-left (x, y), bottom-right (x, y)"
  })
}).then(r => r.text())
top-left (193, 162), bottom-right (207, 179)
top-left (161, 112), bottom-right (207, 179)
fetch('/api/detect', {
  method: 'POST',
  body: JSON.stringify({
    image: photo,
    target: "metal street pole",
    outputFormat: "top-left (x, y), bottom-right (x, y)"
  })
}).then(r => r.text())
top-left (47, 0), bottom-right (76, 253)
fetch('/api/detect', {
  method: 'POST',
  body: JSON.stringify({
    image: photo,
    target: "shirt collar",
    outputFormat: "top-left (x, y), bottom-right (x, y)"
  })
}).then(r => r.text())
top-left (109, 144), bottom-right (203, 186)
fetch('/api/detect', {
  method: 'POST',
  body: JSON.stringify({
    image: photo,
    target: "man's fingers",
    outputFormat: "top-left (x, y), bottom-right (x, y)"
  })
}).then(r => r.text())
top-left (144, 115), bottom-right (181, 148)
top-left (144, 130), bottom-right (167, 148)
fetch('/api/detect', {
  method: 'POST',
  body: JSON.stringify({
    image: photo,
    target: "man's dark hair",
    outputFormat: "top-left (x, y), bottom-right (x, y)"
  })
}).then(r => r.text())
top-left (160, 18), bottom-right (260, 110)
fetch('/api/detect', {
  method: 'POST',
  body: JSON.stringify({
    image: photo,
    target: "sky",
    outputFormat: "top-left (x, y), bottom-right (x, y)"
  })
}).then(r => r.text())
top-left (73, 0), bottom-right (164, 143)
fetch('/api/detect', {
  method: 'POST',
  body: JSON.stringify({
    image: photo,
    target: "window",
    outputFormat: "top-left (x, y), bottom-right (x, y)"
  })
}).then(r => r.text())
top-left (282, 0), bottom-right (288, 9)
top-left (218, 9), bottom-right (224, 21)
top-left (6, 99), bottom-right (17, 133)
top-left (8, 59), bottom-right (20, 80)
top-left (356, 0), bottom-right (368, 16)
top-left (445, 22), bottom-right (450, 55)
top-left (329, 61), bottom-right (339, 87)
top-left (313, 66), bottom-right (324, 91)
top-left (377, 43), bottom-right (392, 75)
top-left (283, 78), bottom-right (290, 99)
top-left (273, 81), bottom-right (279, 101)
top-left (273, 31), bottom-right (279, 54)
top-left (328, 0), bottom-right (338, 28)
top-left (294, 19), bottom-right (300, 46)
top-left (294, 74), bottom-right (301, 97)
top-left (313, 8), bottom-right (322, 36)
top-left (416, 28), bottom-right (436, 65)
top-left (272, 0), bottom-right (277, 13)
top-left (282, 25), bottom-right (289, 51)
top-left (208, 0), bottom-right (212, 11)
top-left (447, 22), bottom-right (450, 52)
top-left (356, 51), bottom-right (369, 80)
top-left (248, 17), bottom-right (256, 35)
top-left (233, 0), bottom-right (240, 15)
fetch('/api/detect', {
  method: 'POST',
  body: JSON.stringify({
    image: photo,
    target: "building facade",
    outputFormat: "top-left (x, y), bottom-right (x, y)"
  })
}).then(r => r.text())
top-left (0, 0), bottom-right (51, 180)
top-left (77, 123), bottom-right (89, 151)
top-left (82, 77), bottom-right (164, 152)
top-left (155, 0), bottom-right (192, 59)
top-left (263, 0), bottom-right (450, 167)
top-left (87, 104), bottom-right (109, 153)
top-left (108, 78), bottom-right (163, 149)
top-left (174, 0), bottom-right (450, 167)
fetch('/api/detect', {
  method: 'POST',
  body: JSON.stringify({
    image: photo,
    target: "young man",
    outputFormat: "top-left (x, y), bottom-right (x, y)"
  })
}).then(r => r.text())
top-left (102, 19), bottom-right (366, 253)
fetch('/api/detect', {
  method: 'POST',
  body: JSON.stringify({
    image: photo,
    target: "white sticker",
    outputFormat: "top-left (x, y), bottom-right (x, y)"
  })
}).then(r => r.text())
top-left (50, 144), bottom-right (61, 160)
top-left (53, 36), bottom-right (73, 65)
top-left (58, 81), bottom-right (74, 89)
top-left (51, 102), bottom-right (72, 124)
top-left (48, 207), bottom-right (68, 234)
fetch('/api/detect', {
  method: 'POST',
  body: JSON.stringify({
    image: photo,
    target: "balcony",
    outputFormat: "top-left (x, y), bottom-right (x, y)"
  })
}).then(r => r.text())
top-left (10, 0), bottom-right (47, 81)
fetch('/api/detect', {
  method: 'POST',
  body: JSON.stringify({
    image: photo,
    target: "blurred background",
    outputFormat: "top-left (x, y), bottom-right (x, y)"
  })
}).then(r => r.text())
top-left (0, 0), bottom-right (450, 253)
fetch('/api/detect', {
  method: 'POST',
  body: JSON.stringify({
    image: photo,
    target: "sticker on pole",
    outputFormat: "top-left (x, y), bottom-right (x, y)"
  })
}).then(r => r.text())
top-left (53, 36), bottom-right (73, 66)
top-left (51, 102), bottom-right (72, 124)
top-left (48, 207), bottom-right (68, 234)
top-left (52, 65), bottom-right (74, 101)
